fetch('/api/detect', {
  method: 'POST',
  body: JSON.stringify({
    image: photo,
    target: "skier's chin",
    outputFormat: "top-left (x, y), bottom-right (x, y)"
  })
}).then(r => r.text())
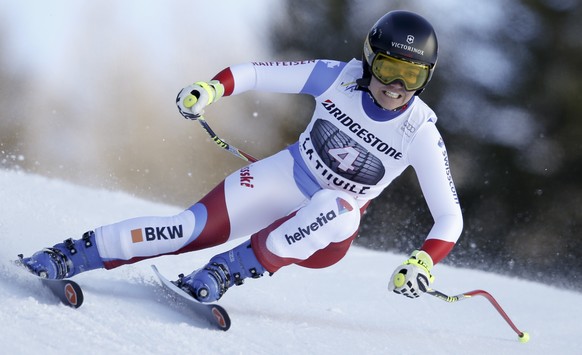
top-left (375, 94), bottom-right (406, 111)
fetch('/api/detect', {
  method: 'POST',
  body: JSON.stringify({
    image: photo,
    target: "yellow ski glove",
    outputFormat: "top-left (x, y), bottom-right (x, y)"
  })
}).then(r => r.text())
top-left (176, 80), bottom-right (225, 119)
top-left (388, 250), bottom-right (434, 298)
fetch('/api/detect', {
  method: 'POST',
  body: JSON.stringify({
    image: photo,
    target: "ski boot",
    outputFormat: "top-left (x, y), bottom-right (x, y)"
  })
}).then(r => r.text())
top-left (20, 231), bottom-right (104, 279)
top-left (175, 240), bottom-right (266, 303)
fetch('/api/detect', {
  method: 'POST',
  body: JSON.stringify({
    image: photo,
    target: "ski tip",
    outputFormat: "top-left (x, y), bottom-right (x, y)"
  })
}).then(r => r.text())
top-left (210, 304), bottom-right (231, 331)
top-left (151, 264), bottom-right (164, 277)
top-left (40, 278), bottom-right (84, 308)
top-left (63, 281), bottom-right (84, 308)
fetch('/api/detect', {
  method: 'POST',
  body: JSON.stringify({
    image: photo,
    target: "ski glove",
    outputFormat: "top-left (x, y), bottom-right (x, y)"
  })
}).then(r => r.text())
top-left (176, 80), bottom-right (225, 119)
top-left (388, 250), bottom-right (435, 298)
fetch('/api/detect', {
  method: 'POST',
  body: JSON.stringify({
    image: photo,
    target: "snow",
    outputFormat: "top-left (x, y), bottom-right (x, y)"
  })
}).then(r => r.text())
top-left (0, 169), bottom-right (579, 354)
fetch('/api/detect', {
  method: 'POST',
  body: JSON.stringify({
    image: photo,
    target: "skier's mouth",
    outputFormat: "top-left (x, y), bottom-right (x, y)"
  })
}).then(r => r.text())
top-left (383, 90), bottom-right (401, 99)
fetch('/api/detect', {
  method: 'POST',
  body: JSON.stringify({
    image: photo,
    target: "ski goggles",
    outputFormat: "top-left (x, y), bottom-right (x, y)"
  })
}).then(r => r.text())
top-left (370, 53), bottom-right (431, 91)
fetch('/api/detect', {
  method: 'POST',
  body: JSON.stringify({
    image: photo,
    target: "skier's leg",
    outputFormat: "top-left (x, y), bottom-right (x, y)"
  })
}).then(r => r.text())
top-left (178, 189), bottom-right (363, 302)
top-left (94, 180), bottom-right (234, 270)
top-left (21, 149), bottom-right (307, 279)
top-left (251, 189), bottom-right (363, 272)
top-left (296, 200), bottom-right (370, 269)
top-left (20, 183), bottom-right (231, 279)
top-left (94, 148), bottom-right (307, 269)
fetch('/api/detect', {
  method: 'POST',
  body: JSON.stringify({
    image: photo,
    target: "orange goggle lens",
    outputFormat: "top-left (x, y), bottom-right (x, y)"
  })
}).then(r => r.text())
top-left (371, 53), bottom-right (430, 91)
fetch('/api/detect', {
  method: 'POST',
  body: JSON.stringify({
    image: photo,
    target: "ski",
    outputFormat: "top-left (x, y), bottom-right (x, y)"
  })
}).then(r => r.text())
top-left (15, 256), bottom-right (84, 308)
top-left (151, 265), bottom-right (231, 331)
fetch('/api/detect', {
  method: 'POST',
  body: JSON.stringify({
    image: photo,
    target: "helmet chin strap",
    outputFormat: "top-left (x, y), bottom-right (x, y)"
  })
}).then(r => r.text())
top-left (356, 76), bottom-right (371, 90)
top-left (356, 56), bottom-right (373, 90)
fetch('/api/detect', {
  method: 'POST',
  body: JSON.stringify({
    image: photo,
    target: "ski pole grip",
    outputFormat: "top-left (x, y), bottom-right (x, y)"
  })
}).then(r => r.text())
top-left (184, 94), bottom-right (198, 108)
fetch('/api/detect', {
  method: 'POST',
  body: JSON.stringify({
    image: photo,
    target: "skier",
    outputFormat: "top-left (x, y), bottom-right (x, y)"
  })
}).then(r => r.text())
top-left (21, 10), bottom-right (463, 302)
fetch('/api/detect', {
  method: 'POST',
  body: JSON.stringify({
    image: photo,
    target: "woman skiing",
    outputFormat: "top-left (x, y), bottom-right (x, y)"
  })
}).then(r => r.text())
top-left (22, 10), bottom-right (463, 302)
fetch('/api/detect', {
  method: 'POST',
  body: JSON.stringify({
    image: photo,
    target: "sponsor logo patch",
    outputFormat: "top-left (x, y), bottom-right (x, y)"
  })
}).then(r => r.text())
top-left (336, 197), bottom-right (353, 214)
top-left (239, 167), bottom-right (255, 188)
top-left (64, 283), bottom-right (78, 306)
top-left (131, 225), bottom-right (184, 243)
top-left (284, 210), bottom-right (338, 245)
top-left (284, 198), bottom-right (353, 245)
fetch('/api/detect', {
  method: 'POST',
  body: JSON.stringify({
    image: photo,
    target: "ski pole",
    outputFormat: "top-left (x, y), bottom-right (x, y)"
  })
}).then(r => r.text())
top-left (426, 288), bottom-right (530, 343)
top-left (196, 115), bottom-right (258, 163)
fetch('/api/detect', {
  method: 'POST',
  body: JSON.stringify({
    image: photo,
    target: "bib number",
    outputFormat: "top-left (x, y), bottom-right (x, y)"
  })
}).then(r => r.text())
top-left (328, 146), bottom-right (360, 172)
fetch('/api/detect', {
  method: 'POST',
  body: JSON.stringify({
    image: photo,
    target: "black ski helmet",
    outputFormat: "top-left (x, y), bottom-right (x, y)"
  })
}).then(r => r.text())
top-left (359, 10), bottom-right (438, 95)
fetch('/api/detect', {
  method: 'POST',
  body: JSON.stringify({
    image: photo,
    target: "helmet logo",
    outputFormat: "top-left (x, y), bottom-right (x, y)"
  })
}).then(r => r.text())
top-left (407, 35), bottom-right (415, 44)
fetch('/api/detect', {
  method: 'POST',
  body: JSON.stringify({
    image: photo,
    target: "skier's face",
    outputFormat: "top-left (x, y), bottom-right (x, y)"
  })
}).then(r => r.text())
top-left (368, 76), bottom-right (415, 111)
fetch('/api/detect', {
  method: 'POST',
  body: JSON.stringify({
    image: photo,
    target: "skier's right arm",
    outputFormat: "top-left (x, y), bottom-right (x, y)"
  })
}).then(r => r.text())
top-left (176, 81), bottom-right (225, 119)
top-left (176, 60), bottom-right (340, 119)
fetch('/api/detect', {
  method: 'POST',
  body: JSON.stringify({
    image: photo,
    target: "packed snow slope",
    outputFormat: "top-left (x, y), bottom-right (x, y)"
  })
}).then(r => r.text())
top-left (0, 169), bottom-right (578, 355)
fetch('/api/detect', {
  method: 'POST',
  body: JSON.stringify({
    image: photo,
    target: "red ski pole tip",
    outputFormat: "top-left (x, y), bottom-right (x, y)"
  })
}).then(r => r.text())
top-left (518, 331), bottom-right (530, 343)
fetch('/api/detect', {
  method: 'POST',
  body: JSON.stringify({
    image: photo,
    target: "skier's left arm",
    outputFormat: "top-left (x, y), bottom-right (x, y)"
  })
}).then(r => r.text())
top-left (388, 122), bottom-right (463, 298)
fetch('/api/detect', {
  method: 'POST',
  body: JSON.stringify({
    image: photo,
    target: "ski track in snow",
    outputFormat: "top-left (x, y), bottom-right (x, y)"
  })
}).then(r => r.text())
top-left (0, 169), bottom-right (579, 355)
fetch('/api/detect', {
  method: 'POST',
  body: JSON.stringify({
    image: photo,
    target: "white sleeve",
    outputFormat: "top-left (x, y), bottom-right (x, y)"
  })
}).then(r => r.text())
top-left (408, 122), bottom-right (463, 244)
top-left (228, 61), bottom-right (319, 95)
